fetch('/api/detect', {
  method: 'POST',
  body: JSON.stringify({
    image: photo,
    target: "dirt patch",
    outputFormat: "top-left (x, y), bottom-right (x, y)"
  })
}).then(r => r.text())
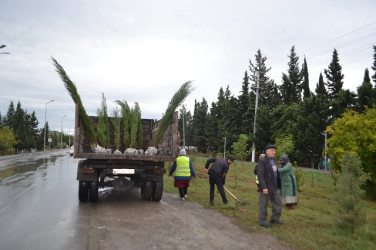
top-left (86, 188), bottom-right (291, 250)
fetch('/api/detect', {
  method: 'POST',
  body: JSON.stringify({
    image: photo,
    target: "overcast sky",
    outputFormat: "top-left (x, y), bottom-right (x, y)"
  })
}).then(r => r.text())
top-left (1, 0), bottom-right (375, 133)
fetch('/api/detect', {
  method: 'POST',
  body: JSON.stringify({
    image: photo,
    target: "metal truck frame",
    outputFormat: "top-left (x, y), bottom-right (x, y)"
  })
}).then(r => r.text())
top-left (73, 104), bottom-right (179, 202)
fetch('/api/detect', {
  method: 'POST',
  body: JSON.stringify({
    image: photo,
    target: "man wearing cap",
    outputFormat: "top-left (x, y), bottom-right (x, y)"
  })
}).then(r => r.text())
top-left (257, 144), bottom-right (282, 228)
top-left (169, 149), bottom-right (197, 200)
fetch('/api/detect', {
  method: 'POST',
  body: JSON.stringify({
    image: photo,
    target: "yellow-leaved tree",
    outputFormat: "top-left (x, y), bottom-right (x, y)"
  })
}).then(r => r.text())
top-left (326, 107), bottom-right (376, 199)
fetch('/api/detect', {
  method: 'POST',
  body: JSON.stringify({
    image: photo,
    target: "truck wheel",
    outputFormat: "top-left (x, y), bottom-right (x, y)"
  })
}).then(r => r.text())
top-left (141, 180), bottom-right (153, 200)
top-left (78, 181), bottom-right (89, 202)
top-left (152, 181), bottom-right (163, 201)
top-left (88, 181), bottom-right (99, 202)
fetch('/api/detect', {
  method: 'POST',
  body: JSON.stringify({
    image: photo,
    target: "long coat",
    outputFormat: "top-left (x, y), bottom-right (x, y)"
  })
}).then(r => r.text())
top-left (257, 156), bottom-right (281, 192)
top-left (278, 162), bottom-right (297, 197)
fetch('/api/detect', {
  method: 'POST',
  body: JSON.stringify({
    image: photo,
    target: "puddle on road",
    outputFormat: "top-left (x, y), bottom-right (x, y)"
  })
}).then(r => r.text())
top-left (0, 156), bottom-right (61, 180)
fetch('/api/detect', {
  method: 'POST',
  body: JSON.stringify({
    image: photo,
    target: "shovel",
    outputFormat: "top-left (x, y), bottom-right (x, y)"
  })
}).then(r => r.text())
top-left (223, 186), bottom-right (242, 203)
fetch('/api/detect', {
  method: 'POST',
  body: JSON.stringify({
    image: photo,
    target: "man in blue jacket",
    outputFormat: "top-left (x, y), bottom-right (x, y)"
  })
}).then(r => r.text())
top-left (257, 144), bottom-right (282, 228)
top-left (205, 156), bottom-right (234, 205)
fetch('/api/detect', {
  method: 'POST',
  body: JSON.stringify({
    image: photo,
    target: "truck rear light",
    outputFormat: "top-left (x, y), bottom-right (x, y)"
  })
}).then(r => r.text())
top-left (154, 169), bottom-right (166, 174)
top-left (80, 168), bottom-right (96, 174)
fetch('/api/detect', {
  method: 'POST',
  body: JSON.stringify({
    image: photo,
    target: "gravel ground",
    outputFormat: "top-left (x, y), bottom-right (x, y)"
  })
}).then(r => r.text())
top-left (85, 190), bottom-right (291, 250)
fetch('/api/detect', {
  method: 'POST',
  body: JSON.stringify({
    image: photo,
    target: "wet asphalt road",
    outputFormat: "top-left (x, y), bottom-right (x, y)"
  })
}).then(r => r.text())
top-left (0, 150), bottom-right (289, 250)
top-left (0, 150), bottom-right (87, 250)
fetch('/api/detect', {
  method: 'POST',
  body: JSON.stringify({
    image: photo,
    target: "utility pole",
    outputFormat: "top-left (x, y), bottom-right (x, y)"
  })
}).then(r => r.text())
top-left (324, 132), bottom-right (327, 165)
top-left (223, 137), bottom-right (226, 159)
top-left (61, 115), bottom-right (66, 149)
top-left (251, 71), bottom-right (261, 162)
top-left (43, 100), bottom-right (54, 151)
top-left (182, 105), bottom-right (185, 149)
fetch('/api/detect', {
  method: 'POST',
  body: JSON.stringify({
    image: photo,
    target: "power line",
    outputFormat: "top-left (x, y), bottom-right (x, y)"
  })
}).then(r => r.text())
top-left (300, 20), bottom-right (376, 54)
top-left (268, 20), bottom-right (376, 67)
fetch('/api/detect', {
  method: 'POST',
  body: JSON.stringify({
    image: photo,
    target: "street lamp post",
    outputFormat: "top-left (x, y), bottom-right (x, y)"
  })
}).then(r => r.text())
top-left (68, 127), bottom-right (71, 148)
top-left (43, 100), bottom-right (54, 151)
top-left (61, 115), bottom-right (66, 149)
top-left (0, 44), bottom-right (10, 54)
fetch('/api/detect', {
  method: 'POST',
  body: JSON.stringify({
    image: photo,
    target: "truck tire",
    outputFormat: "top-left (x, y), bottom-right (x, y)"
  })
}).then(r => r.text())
top-left (78, 181), bottom-right (89, 202)
top-left (88, 181), bottom-right (99, 202)
top-left (152, 181), bottom-right (163, 201)
top-left (141, 180), bottom-right (153, 201)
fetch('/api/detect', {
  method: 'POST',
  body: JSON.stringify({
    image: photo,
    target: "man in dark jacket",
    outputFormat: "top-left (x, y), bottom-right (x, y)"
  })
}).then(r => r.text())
top-left (205, 156), bottom-right (234, 205)
top-left (257, 145), bottom-right (282, 228)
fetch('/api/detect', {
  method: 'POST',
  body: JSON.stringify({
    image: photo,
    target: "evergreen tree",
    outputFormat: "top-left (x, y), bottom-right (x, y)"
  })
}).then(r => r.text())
top-left (372, 45), bottom-right (376, 87)
top-left (238, 71), bottom-right (252, 135)
top-left (324, 49), bottom-right (344, 100)
top-left (248, 49), bottom-right (280, 155)
top-left (0, 112), bottom-right (2, 127)
top-left (43, 122), bottom-right (50, 149)
top-left (205, 102), bottom-right (220, 152)
top-left (222, 86), bottom-right (239, 151)
top-left (192, 98), bottom-right (208, 152)
top-left (111, 107), bottom-right (121, 150)
top-left (29, 111), bottom-right (39, 149)
top-left (363, 67), bottom-right (371, 83)
top-left (280, 46), bottom-right (303, 105)
top-left (115, 100), bottom-right (131, 148)
top-left (227, 94), bottom-right (241, 150)
top-left (130, 103), bottom-right (141, 148)
top-left (3, 101), bottom-right (15, 128)
top-left (331, 152), bottom-right (370, 236)
top-left (315, 73), bottom-right (327, 96)
top-left (272, 103), bottom-right (300, 140)
top-left (13, 101), bottom-right (24, 134)
top-left (357, 68), bottom-right (376, 111)
top-left (331, 89), bottom-right (356, 121)
top-left (254, 106), bottom-right (275, 156)
top-left (13, 101), bottom-right (27, 150)
top-left (3, 101), bottom-right (40, 151)
top-left (204, 85), bottom-right (237, 153)
top-left (301, 57), bottom-right (311, 99)
top-left (178, 106), bottom-right (194, 148)
top-left (96, 93), bottom-right (110, 148)
top-left (314, 72), bottom-right (330, 140)
top-left (134, 102), bottom-right (143, 149)
top-left (249, 49), bottom-right (280, 109)
top-left (216, 87), bottom-right (227, 151)
top-left (185, 111), bottom-right (194, 147)
top-left (295, 97), bottom-right (326, 168)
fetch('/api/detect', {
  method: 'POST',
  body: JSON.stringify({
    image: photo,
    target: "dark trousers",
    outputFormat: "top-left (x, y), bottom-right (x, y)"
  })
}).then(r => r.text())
top-left (209, 173), bottom-right (227, 203)
top-left (258, 189), bottom-right (282, 224)
top-left (178, 187), bottom-right (188, 198)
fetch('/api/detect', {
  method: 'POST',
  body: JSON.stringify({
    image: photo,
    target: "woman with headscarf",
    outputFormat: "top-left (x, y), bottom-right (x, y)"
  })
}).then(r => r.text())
top-left (168, 149), bottom-right (196, 200)
top-left (278, 155), bottom-right (297, 210)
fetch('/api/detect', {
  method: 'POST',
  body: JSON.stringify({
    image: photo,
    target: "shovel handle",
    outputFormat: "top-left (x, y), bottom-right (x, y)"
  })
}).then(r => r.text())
top-left (223, 186), bottom-right (240, 202)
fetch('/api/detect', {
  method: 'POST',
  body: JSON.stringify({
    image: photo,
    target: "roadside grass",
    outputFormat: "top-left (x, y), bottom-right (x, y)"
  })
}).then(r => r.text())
top-left (163, 156), bottom-right (376, 250)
